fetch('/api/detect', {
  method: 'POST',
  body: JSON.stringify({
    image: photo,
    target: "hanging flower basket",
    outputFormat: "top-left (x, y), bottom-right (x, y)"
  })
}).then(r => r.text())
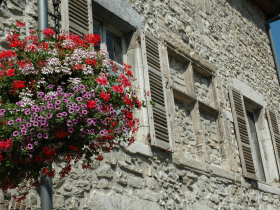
top-left (0, 22), bottom-right (142, 200)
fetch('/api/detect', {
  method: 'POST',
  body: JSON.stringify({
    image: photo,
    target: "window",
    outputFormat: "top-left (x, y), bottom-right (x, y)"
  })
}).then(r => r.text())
top-left (93, 19), bottom-right (126, 64)
top-left (166, 45), bottom-right (222, 164)
top-left (229, 87), bottom-right (268, 181)
top-left (61, 0), bottom-right (128, 65)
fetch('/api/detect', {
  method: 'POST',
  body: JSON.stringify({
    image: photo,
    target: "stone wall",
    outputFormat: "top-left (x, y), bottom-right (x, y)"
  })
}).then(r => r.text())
top-left (4, 148), bottom-right (280, 210)
top-left (1, 0), bottom-right (280, 209)
top-left (172, 100), bottom-right (197, 160)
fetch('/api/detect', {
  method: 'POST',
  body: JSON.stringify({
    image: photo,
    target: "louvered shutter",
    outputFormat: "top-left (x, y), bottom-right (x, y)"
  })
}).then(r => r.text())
top-left (228, 87), bottom-right (257, 179)
top-left (61, 0), bottom-right (93, 36)
top-left (266, 109), bottom-right (280, 174)
top-left (140, 31), bottom-right (172, 151)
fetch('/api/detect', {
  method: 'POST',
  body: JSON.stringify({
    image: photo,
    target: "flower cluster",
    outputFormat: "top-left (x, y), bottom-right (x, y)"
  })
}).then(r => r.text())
top-left (0, 23), bottom-right (142, 200)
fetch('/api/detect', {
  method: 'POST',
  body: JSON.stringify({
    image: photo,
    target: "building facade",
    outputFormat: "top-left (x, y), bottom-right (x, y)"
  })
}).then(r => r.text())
top-left (1, 0), bottom-right (280, 209)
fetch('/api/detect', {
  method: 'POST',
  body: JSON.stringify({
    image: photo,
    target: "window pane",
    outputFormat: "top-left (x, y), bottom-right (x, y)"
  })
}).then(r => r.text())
top-left (246, 110), bottom-right (266, 182)
top-left (106, 29), bottom-right (123, 64)
top-left (93, 20), bottom-right (101, 50)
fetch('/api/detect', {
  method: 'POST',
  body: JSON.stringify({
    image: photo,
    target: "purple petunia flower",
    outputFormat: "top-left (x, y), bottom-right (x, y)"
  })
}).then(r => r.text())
top-left (40, 125), bottom-right (45, 130)
top-left (103, 120), bottom-right (107, 125)
top-left (21, 130), bottom-right (26, 135)
top-left (79, 85), bottom-right (85, 89)
top-left (90, 129), bottom-right (95, 134)
top-left (33, 113), bottom-right (38, 117)
top-left (43, 133), bottom-right (48, 139)
top-left (122, 126), bottom-right (126, 132)
top-left (28, 144), bottom-right (33, 150)
top-left (55, 100), bottom-right (61, 105)
top-left (113, 111), bottom-right (117, 116)
top-left (110, 108), bottom-right (114, 113)
top-left (68, 127), bottom-right (74, 133)
top-left (8, 120), bottom-right (14, 125)
top-left (62, 112), bottom-right (67, 116)
top-left (20, 125), bottom-right (25, 129)
top-left (16, 118), bottom-right (22, 123)
top-left (73, 87), bottom-right (78, 91)
top-left (48, 84), bottom-right (54, 88)
top-left (13, 131), bottom-right (19, 136)
top-left (47, 113), bottom-right (52, 118)
top-left (41, 121), bottom-right (46, 126)
top-left (87, 119), bottom-right (93, 124)
top-left (0, 109), bottom-right (5, 113)
top-left (57, 113), bottom-right (62, 118)
top-left (68, 93), bottom-right (73, 97)
top-left (69, 108), bottom-right (75, 114)
top-left (75, 107), bottom-right (80, 111)
top-left (37, 133), bottom-right (42, 138)
top-left (47, 104), bottom-right (53, 109)
top-left (43, 96), bottom-right (50, 101)
top-left (72, 103), bottom-right (77, 108)
top-left (66, 105), bottom-right (71, 108)
top-left (76, 97), bottom-right (82, 102)
top-left (100, 130), bottom-right (105, 136)
top-left (73, 119), bottom-right (78, 124)
top-left (26, 123), bottom-right (32, 127)
top-left (27, 136), bottom-right (33, 141)
top-left (57, 87), bottom-right (62, 91)
top-left (51, 95), bottom-right (57, 100)
top-left (85, 129), bottom-right (89, 134)
top-left (82, 110), bottom-right (88, 115)
top-left (115, 128), bottom-right (120, 133)
top-left (67, 121), bottom-right (72, 126)
top-left (30, 117), bottom-right (36, 122)
top-left (41, 106), bottom-right (46, 111)
top-left (55, 105), bottom-right (60, 110)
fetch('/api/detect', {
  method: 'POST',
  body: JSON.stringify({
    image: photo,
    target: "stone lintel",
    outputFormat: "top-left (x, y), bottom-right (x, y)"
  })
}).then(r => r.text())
top-left (159, 28), bottom-right (217, 73)
top-left (232, 79), bottom-right (266, 108)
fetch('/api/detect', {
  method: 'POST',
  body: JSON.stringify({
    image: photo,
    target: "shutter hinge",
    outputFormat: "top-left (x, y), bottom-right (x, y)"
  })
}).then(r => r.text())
top-left (137, 36), bottom-right (141, 45)
top-left (265, 113), bottom-right (267, 118)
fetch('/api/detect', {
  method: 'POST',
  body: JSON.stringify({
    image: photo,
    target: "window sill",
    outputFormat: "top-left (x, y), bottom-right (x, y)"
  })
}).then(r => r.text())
top-left (121, 141), bottom-right (152, 157)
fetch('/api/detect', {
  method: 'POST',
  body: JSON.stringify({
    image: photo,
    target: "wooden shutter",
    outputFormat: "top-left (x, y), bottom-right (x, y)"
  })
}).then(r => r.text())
top-left (266, 108), bottom-right (280, 174)
top-left (228, 87), bottom-right (257, 179)
top-left (61, 0), bottom-right (93, 36)
top-left (140, 31), bottom-right (172, 151)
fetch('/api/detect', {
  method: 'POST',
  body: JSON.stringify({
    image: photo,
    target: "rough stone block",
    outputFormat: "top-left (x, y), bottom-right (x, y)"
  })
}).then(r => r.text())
top-left (128, 176), bottom-right (143, 189)
top-left (137, 189), bottom-right (161, 202)
top-left (118, 161), bottom-right (143, 175)
top-left (116, 171), bottom-right (128, 185)
top-left (95, 165), bottom-right (113, 178)
top-left (53, 195), bottom-right (65, 208)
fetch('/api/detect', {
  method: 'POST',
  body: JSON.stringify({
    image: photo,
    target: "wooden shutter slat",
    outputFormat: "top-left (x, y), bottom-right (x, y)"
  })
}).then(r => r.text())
top-left (229, 87), bottom-right (257, 179)
top-left (266, 108), bottom-right (280, 174)
top-left (141, 30), bottom-right (173, 151)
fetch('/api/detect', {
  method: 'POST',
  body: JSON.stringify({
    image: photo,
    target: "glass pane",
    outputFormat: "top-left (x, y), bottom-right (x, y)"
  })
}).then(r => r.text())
top-left (93, 20), bottom-right (101, 50)
top-left (106, 29), bottom-right (123, 64)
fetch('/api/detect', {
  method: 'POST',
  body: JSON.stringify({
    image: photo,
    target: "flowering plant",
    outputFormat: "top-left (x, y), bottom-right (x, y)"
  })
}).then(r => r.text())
top-left (0, 22), bottom-right (141, 199)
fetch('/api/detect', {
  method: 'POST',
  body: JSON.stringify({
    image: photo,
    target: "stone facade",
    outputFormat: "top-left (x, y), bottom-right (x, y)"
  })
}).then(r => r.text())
top-left (1, 0), bottom-right (280, 209)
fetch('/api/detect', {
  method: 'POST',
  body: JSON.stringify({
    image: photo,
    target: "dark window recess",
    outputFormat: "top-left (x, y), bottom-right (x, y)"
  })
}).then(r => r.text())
top-left (93, 20), bottom-right (101, 51)
top-left (106, 29), bottom-right (123, 64)
top-left (246, 110), bottom-right (266, 182)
